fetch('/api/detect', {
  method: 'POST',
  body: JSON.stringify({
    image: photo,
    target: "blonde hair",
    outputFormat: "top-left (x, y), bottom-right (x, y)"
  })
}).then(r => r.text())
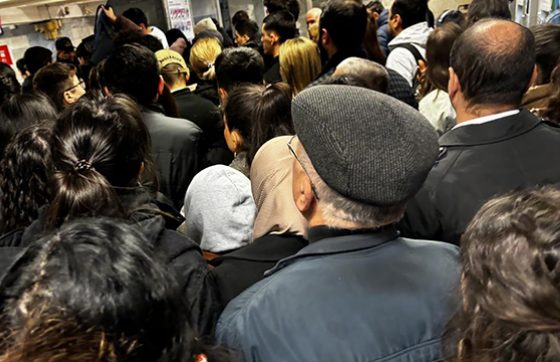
top-left (279, 37), bottom-right (322, 95)
top-left (308, 23), bottom-right (319, 44)
top-left (190, 38), bottom-right (222, 81)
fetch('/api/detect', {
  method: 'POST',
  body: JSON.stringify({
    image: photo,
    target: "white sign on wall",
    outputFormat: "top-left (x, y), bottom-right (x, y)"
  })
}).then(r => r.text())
top-left (167, 0), bottom-right (194, 40)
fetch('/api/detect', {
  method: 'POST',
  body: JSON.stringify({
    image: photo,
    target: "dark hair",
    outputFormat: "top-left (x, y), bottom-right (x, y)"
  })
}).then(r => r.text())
top-left (47, 93), bottom-right (153, 229)
top-left (24, 46), bottom-right (52, 75)
top-left (467, 0), bottom-right (511, 27)
top-left (263, 10), bottom-right (297, 43)
top-left (123, 7), bottom-right (149, 27)
top-left (88, 60), bottom-right (105, 92)
top-left (215, 47), bottom-right (264, 93)
top-left (363, 10), bottom-right (386, 65)
top-left (16, 58), bottom-right (27, 75)
top-left (532, 24), bottom-right (560, 85)
top-left (101, 44), bottom-right (160, 105)
top-left (0, 93), bottom-right (57, 161)
top-left (541, 64), bottom-right (560, 123)
top-left (390, 0), bottom-right (430, 29)
top-left (320, 0), bottom-right (368, 51)
top-left (0, 63), bottom-right (21, 106)
top-left (264, 0), bottom-right (300, 21)
top-left (366, 1), bottom-right (384, 14)
top-left (446, 186), bottom-right (560, 362)
top-left (450, 19), bottom-right (535, 108)
top-left (33, 63), bottom-right (78, 111)
top-left (0, 124), bottom-right (52, 233)
top-left (423, 22), bottom-right (464, 96)
top-left (322, 73), bottom-right (371, 88)
top-left (248, 83), bottom-right (294, 165)
top-left (76, 36), bottom-right (94, 63)
top-left (113, 30), bottom-right (164, 53)
top-left (437, 10), bottom-right (466, 28)
top-left (236, 19), bottom-right (260, 39)
top-left (222, 86), bottom-right (256, 152)
top-left (232, 10), bottom-right (250, 27)
top-left (0, 218), bottom-right (228, 362)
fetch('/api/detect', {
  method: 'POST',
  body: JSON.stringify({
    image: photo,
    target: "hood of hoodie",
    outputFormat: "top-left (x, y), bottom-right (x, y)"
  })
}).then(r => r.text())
top-left (378, 9), bottom-right (389, 27)
top-left (184, 165), bottom-right (256, 253)
top-left (388, 22), bottom-right (431, 51)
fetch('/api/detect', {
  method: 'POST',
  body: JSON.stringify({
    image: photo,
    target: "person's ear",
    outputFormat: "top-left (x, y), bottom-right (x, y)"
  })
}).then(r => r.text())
top-left (529, 64), bottom-right (539, 89)
top-left (184, 71), bottom-right (190, 84)
top-left (157, 76), bottom-right (165, 96)
top-left (62, 91), bottom-right (73, 106)
top-left (270, 32), bottom-right (279, 46)
top-left (393, 14), bottom-right (402, 29)
top-left (294, 168), bottom-right (316, 214)
top-left (448, 67), bottom-right (460, 102)
top-left (231, 129), bottom-right (242, 151)
top-left (218, 87), bottom-right (227, 103)
top-left (139, 23), bottom-right (147, 31)
top-left (242, 34), bottom-right (250, 43)
top-left (103, 86), bottom-right (113, 97)
top-left (321, 29), bottom-right (329, 47)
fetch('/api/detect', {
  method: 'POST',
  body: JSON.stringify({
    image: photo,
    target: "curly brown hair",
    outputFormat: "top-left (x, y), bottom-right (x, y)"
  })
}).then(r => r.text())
top-left (446, 186), bottom-right (560, 362)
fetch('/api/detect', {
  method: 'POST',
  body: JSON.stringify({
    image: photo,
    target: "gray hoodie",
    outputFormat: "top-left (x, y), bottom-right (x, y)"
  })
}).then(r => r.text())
top-left (184, 165), bottom-right (256, 253)
top-left (386, 22), bottom-right (432, 87)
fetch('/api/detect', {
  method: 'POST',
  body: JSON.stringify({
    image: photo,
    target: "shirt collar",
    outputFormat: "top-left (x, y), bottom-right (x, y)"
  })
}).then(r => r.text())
top-left (171, 86), bottom-right (188, 94)
top-left (452, 109), bottom-right (520, 130)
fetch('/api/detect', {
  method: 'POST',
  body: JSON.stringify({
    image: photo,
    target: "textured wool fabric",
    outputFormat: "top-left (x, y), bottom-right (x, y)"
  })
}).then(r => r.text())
top-left (250, 136), bottom-right (308, 241)
top-left (291, 85), bottom-right (439, 206)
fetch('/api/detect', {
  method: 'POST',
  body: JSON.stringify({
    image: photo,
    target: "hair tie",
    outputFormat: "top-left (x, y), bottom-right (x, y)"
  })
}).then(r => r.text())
top-left (74, 160), bottom-right (93, 172)
top-left (208, 62), bottom-right (215, 70)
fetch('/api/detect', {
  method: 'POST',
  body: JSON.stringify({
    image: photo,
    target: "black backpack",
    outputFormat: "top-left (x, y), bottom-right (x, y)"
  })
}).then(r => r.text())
top-left (393, 43), bottom-right (425, 100)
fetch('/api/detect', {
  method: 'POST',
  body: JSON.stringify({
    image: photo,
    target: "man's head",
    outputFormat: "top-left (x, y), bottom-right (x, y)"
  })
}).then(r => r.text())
top-left (532, 24), bottom-right (560, 85)
top-left (235, 19), bottom-right (260, 46)
top-left (156, 49), bottom-right (189, 91)
top-left (232, 10), bottom-right (250, 28)
top-left (33, 63), bottom-right (85, 111)
top-left (123, 7), bottom-right (150, 33)
top-left (16, 58), bottom-right (27, 79)
top-left (290, 85), bottom-right (438, 229)
top-left (264, 0), bottom-right (300, 21)
top-left (55, 37), bottom-right (75, 62)
top-left (320, 0), bottom-right (368, 59)
top-left (366, 1), bottom-right (384, 19)
top-left (449, 19), bottom-right (536, 113)
top-left (467, 0), bottom-right (511, 27)
top-left (306, 8), bottom-right (322, 29)
top-left (101, 44), bottom-right (164, 105)
top-left (76, 36), bottom-right (94, 66)
top-left (24, 47), bottom-right (52, 75)
top-left (215, 47), bottom-right (264, 100)
top-left (334, 57), bottom-right (389, 93)
top-left (388, 0), bottom-right (429, 37)
top-left (262, 10), bottom-right (297, 56)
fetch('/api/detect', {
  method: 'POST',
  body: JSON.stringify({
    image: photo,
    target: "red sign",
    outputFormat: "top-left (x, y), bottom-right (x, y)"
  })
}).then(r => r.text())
top-left (0, 45), bottom-right (13, 66)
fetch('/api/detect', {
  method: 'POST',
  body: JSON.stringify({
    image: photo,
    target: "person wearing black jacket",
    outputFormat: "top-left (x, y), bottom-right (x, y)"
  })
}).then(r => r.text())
top-left (100, 44), bottom-right (203, 209)
top-left (400, 19), bottom-right (560, 246)
top-left (0, 94), bottom-right (220, 337)
top-left (261, 11), bottom-right (297, 84)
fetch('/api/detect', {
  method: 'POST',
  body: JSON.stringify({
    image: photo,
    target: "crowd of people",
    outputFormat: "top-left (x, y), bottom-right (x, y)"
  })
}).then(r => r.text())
top-left (1, 0), bottom-right (560, 361)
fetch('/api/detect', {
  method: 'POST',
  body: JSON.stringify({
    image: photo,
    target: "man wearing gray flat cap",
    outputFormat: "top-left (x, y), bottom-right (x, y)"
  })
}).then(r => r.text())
top-left (215, 85), bottom-right (461, 362)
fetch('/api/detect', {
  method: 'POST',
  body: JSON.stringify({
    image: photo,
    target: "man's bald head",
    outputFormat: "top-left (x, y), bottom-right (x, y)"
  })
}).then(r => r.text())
top-left (306, 8), bottom-right (322, 28)
top-left (335, 57), bottom-right (389, 93)
top-left (450, 19), bottom-right (536, 108)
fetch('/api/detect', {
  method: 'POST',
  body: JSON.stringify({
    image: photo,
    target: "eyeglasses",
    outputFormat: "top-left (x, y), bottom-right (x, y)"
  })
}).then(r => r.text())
top-left (287, 135), bottom-right (320, 200)
top-left (64, 79), bottom-right (85, 94)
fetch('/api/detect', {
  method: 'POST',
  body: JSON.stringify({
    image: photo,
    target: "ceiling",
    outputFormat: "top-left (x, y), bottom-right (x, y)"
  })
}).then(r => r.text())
top-left (0, 0), bottom-right (95, 10)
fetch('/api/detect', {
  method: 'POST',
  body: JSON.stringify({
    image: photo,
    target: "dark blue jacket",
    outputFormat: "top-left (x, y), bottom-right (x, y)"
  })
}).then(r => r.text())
top-left (378, 9), bottom-right (393, 56)
top-left (215, 226), bottom-right (461, 362)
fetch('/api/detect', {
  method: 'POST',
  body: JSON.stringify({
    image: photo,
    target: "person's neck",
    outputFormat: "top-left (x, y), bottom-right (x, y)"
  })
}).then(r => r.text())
top-left (455, 104), bottom-right (518, 125)
top-left (169, 83), bottom-right (187, 92)
top-left (272, 46), bottom-right (280, 58)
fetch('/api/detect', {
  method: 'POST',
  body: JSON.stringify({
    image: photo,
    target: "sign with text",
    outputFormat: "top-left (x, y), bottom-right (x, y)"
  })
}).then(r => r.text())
top-left (167, 0), bottom-right (194, 40)
top-left (0, 45), bottom-right (13, 66)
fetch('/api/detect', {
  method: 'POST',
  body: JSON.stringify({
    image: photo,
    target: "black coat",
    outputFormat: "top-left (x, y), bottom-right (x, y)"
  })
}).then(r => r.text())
top-left (264, 57), bottom-right (282, 84)
top-left (0, 190), bottom-right (221, 338)
top-left (140, 103), bottom-right (203, 209)
top-left (193, 79), bottom-right (220, 107)
top-left (210, 234), bottom-right (307, 309)
top-left (400, 110), bottom-right (560, 245)
top-left (172, 88), bottom-right (233, 167)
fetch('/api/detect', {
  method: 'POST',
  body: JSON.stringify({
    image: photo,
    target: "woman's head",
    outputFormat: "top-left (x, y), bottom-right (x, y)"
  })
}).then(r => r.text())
top-left (279, 37), bottom-right (321, 95)
top-left (222, 85), bottom-right (259, 154)
top-left (0, 63), bottom-right (20, 106)
top-left (47, 93), bottom-right (153, 229)
top-left (455, 186), bottom-right (560, 362)
top-left (250, 136), bottom-right (308, 240)
top-left (0, 218), bottom-right (198, 362)
top-left (0, 124), bottom-right (52, 232)
top-left (190, 38), bottom-right (222, 81)
top-left (0, 92), bottom-right (57, 161)
top-left (424, 22), bottom-right (464, 95)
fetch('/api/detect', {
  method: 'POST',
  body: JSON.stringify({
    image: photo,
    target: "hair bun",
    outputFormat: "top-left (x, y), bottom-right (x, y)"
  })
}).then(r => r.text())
top-left (74, 160), bottom-right (93, 172)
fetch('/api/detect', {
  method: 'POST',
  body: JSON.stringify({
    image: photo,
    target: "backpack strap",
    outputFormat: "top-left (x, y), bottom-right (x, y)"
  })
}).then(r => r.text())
top-left (393, 43), bottom-right (425, 65)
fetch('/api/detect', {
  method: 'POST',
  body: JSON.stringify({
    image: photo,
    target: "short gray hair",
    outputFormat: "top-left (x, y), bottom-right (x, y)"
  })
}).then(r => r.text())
top-left (336, 57), bottom-right (390, 93)
top-left (298, 145), bottom-right (406, 229)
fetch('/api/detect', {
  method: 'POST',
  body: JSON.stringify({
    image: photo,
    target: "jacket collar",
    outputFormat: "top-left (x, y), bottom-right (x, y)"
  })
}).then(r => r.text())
top-left (439, 109), bottom-right (542, 147)
top-left (265, 226), bottom-right (400, 276)
top-left (317, 48), bottom-right (367, 78)
top-left (139, 102), bottom-right (166, 115)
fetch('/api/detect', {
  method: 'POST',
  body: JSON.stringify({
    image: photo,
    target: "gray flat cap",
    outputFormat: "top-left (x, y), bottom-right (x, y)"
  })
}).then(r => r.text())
top-left (292, 85), bottom-right (438, 206)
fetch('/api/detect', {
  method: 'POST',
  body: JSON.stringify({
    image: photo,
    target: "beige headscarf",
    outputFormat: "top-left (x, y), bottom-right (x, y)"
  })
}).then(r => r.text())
top-left (251, 136), bottom-right (308, 240)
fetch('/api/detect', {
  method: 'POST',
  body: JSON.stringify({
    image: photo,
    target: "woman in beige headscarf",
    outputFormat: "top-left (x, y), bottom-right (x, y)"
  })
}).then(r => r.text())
top-left (209, 136), bottom-right (308, 308)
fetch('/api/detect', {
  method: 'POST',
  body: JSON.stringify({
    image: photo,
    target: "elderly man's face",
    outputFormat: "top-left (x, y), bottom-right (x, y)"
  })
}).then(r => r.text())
top-left (306, 9), bottom-right (321, 29)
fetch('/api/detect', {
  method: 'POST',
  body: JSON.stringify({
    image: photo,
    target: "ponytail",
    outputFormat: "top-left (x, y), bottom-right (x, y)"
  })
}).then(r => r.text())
top-left (47, 93), bottom-right (151, 229)
top-left (201, 62), bottom-right (216, 81)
